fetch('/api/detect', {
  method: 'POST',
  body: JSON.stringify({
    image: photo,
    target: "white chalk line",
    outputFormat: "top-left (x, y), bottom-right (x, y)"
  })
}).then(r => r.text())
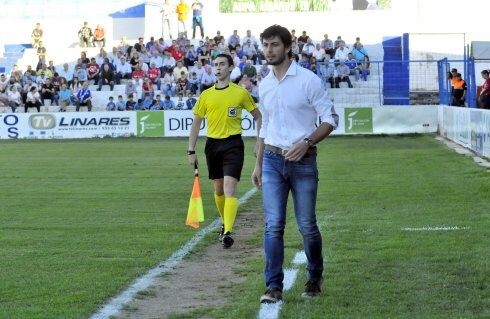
top-left (257, 251), bottom-right (307, 319)
top-left (401, 226), bottom-right (469, 231)
top-left (90, 188), bottom-right (257, 319)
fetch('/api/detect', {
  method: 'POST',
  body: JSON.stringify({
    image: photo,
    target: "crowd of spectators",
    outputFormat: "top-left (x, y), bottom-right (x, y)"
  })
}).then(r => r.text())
top-left (1, 19), bottom-right (371, 112)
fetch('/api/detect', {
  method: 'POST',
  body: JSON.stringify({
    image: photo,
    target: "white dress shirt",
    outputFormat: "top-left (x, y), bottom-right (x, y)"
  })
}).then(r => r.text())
top-left (258, 61), bottom-right (338, 150)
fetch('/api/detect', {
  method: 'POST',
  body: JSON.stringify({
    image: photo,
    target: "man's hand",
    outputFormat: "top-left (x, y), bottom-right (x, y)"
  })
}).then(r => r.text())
top-left (284, 140), bottom-right (309, 162)
top-left (251, 166), bottom-right (262, 190)
top-left (188, 153), bottom-right (197, 167)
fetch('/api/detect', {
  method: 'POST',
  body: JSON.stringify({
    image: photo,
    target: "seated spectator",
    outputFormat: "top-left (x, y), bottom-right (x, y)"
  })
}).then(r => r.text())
top-left (335, 61), bottom-right (353, 88)
top-left (125, 80), bottom-right (138, 99)
top-left (162, 50), bottom-right (177, 74)
top-left (80, 51), bottom-right (90, 66)
top-left (162, 69), bottom-right (176, 97)
top-left (171, 44), bottom-right (185, 63)
top-left (25, 86), bottom-right (43, 112)
top-left (7, 85), bottom-right (22, 113)
top-left (344, 53), bottom-right (360, 81)
top-left (351, 38), bottom-right (369, 62)
top-left (242, 60), bottom-right (257, 81)
top-left (141, 93), bottom-right (155, 110)
top-left (151, 95), bottom-right (163, 111)
top-left (238, 56), bottom-right (247, 73)
top-left (97, 64), bottom-right (115, 91)
top-left (146, 63), bottom-right (161, 90)
top-left (58, 63), bottom-right (74, 86)
top-left (175, 93), bottom-right (185, 110)
top-left (334, 40), bottom-right (349, 64)
top-left (161, 95), bottom-right (175, 110)
top-left (149, 51), bottom-right (163, 70)
top-left (259, 62), bottom-right (270, 79)
top-left (188, 71), bottom-right (200, 94)
top-left (173, 61), bottom-right (189, 79)
top-left (201, 66), bottom-right (216, 91)
top-left (58, 83), bottom-right (72, 112)
top-left (184, 44), bottom-right (197, 67)
top-left (78, 22), bottom-right (93, 47)
top-left (116, 95), bottom-right (126, 111)
top-left (298, 53), bottom-right (310, 70)
top-left (312, 43), bottom-right (326, 62)
top-left (74, 81), bottom-right (93, 111)
top-left (74, 65), bottom-right (88, 83)
top-left (228, 30), bottom-right (241, 51)
top-left (93, 24), bottom-right (106, 47)
top-left (41, 78), bottom-right (57, 105)
top-left (141, 77), bottom-right (155, 100)
top-left (131, 65), bottom-right (146, 86)
top-left (242, 39), bottom-right (258, 64)
top-left (106, 96), bottom-right (116, 111)
top-left (291, 42), bottom-right (300, 62)
top-left (115, 57), bottom-right (132, 84)
top-left (322, 59), bottom-right (337, 88)
top-left (86, 58), bottom-right (100, 83)
top-left (302, 37), bottom-right (316, 57)
top-left (185, 91), bottom-right (197, 110)
top-left (125, 94), bottom-right (137, 110)
top-left (321, 33), bottom-right (335, 59)
top-left (130, 51), bottom-right (141, 71)
top-left (359, 55), bottom-right (370, 81)
top-left (297, 30), bottom-right (309, 53)
top-left (176, 71), bottom-right (189, 96)
top-left (37, 64), bottom-right (53, 78)
top-left (71, 77), bottom-right (81, 90)
top-left (198, 45), bottom-right (211, 65)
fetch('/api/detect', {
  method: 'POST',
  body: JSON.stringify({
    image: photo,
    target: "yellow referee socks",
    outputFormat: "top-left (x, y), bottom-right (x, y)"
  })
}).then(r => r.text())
top-left (214, 193), bottom-right (225, 222)
top-left (223, 197), bottom-right (238, 233)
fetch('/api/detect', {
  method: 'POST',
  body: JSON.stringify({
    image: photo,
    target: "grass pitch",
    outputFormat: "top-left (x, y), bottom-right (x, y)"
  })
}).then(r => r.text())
top-left (0, 135), bottom-right (489, 319)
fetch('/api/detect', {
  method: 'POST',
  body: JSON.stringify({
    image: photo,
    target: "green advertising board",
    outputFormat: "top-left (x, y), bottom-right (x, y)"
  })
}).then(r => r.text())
top-left (344, 108), bottom-right (373, 134)
top-left (137, 112), bottom-right (164, 137)
top-left (219, 0), bottom-right (391, 13)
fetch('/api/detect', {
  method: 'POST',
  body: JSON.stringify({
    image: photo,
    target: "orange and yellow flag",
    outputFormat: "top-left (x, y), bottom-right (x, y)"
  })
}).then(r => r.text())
top-left (186, 166), bottom-right (205, 228)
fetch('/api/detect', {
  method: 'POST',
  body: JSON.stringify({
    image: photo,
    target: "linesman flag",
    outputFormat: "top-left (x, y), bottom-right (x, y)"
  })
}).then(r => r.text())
top-left (186, 163), bottom-right (205, 228)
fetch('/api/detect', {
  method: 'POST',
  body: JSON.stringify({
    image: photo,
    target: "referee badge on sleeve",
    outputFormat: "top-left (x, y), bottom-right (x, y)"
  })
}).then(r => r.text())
top-left (228, 107), bottom-right (237, 117)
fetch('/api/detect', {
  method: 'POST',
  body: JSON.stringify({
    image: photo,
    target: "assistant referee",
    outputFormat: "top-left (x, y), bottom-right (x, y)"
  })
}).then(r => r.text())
top-left (188, 53), bottom-right (262, 248)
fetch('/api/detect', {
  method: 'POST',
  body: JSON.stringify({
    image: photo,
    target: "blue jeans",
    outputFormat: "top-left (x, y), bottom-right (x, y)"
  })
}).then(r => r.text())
top-left (262, 149), bottom-right (323, 291)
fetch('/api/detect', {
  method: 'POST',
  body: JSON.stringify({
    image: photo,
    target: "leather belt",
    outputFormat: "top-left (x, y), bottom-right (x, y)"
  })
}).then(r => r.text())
top-left (265, 144), bottom-right (317, 157)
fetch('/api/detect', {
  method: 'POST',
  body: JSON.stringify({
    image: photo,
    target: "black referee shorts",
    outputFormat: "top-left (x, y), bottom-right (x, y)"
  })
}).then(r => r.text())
top-left (205, 134), bottom-right (244, 181)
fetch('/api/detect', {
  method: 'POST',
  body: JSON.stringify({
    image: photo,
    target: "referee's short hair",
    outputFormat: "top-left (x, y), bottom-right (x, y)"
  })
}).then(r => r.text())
top-left (215, 53), bottom-right (234, 67)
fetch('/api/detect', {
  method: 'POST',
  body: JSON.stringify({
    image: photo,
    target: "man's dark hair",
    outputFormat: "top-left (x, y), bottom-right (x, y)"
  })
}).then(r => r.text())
top-left (260, 24), bottom-right (292, 58)
top-left (215, 53), bottom-right (234, 67)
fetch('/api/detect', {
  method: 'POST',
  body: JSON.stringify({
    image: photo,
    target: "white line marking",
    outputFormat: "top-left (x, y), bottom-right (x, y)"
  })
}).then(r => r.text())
top-left (90, 188), bottom-right (257, 319)
top-left (401, 226), bottom-right (469, 231)
top-left (257, 251), bottom-right (307, 319)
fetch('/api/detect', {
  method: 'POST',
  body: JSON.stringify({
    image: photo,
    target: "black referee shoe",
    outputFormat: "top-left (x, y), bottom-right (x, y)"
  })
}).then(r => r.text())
top-left (222, 232), bottom-right (234, 248)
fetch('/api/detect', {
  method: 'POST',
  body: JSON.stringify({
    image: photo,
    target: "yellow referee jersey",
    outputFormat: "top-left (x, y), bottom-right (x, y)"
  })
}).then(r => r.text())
top-left (193, 83), bottom-right (257, 139)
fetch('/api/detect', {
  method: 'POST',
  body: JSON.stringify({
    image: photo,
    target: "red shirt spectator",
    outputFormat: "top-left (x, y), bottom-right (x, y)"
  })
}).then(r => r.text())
top-left (147, 67), bottom-right (161, 82)
top-left (171, 45), bottom-right (185, 62)
top-left (86, 61), bottom-right (100, 79)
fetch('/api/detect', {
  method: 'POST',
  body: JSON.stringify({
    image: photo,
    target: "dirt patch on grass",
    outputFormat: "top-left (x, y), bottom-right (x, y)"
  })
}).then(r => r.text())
top-left (113, 209), bottom-right (263, 319)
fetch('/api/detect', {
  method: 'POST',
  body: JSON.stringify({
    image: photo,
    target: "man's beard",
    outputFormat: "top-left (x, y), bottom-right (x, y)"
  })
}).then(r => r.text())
top-left (267, 51), bottom-right (287, 66)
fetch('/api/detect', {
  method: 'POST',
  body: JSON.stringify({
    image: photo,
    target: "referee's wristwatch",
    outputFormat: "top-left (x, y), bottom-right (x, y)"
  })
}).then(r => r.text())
top-left (303, 138), bottom-right (315, 147)
top-left (187, 150), bottom-right (196, 155)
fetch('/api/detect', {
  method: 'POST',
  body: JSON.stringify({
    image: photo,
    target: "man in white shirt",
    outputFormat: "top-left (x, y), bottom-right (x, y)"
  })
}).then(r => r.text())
top-left (253, 24), bottom-right (338, 305)
top-left (334, 40), bottom-right (349, 63)
top-left (149, 52), bottom-right (163, 69)
top-left (116, 57), bottom-right (132, 84)
top-left (190, 60), bottom-right (205, 82)
top-left (200, 66), bottom-right (216, 91)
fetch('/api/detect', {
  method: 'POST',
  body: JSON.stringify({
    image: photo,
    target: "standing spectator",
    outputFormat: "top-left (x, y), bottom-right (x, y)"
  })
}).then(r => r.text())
top-left (93, 24), bottom-right (106, 47)
top-left (479, 70), bottom-right (490, 109)
top-left (161, 0), bottom-right (173, 39)
top-left (176, 0), bottom-right (190, 37)
top-left (74, 81), bottom-right (93, 111)
top-left (451, 73), bottom-right (466, 107)
top-left (97, 64), bottom-right (115, 91)
top-left (25, 86), bottom-right (43, 112)
top-left (191, 0), bottom-right (204, 40)
top-left (254, 24), bottom-right (338, 304)
top-left (31, 22), bottom-right (43, 49)
top-left (36, 41), bottom-right (47, 69)
top-left (78, 22), bottom-right (93, 47)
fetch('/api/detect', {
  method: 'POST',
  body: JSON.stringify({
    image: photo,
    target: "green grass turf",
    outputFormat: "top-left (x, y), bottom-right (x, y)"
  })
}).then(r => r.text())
top-left (1, 135), bottom-right (489, 318)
